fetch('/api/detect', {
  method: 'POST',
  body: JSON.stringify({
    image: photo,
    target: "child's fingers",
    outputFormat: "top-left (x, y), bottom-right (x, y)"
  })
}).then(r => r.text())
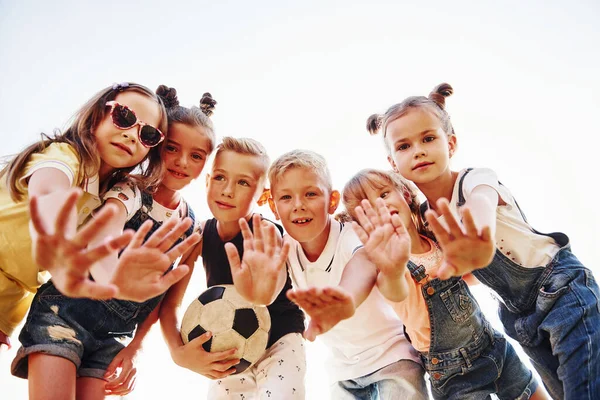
top-left (437, 199), bottom-right (465, 238)
top-left (103, 355), bottom-right (123, 379)
top-left (225, 243), bottom-right (242, 274)
top-left (304, 321), bottom-right (321, 342)
top-left (210, 359), bottom-right (240, 373)
top-left (29, 196), bottom-right (49, 235)
top-left (351, 221), bottom-right (370, 245)
top-left (276, 241), bottom-right (291, 270)
top-left (251, 214), bottom-right (265, 254)
top-left (480, 225), bottom-right (492, 242)
top-left (152, 265), bottom-right (190, 295)
top-left (142, 217), bottom-right (179, 249)
top-left (80, 231), bottom-right (134, 265)
top-left (106, 376), bottom-right (136, 396)
top-left (354, 205), bottom-right (374, 234)
top-left (105, 358), bottom-right (133, 389)
top-left (424, 210), bottom-right (451, 244)
top-left (239, 218), bottom-right (255, 253)
top-left (165, 232), bottom-right (201, 263)
top-left (390, 214), bottom-right (408, 237)
top-left (188, 331), bottom-right (214, 349)
top-left (127, 220), bottom-right (154, 249)
top-left (263, 222), bottom-right (277, 258)
top-left (375, 198), bottom-right (392, 225)
top-left (208, 347), bottom-right (239, 363)
top-left (156, 218), bottom-right (193, 253)
top-left (362, 199), bottom-right (381, 229)
top-left (322, 286), bottom-right (350, 302)
top-left (459, 207), bottom-right (478, 238)
top-left (73, 203), bottom-right (120, 248)
top-left (54, 189), bottom-right (82, 236)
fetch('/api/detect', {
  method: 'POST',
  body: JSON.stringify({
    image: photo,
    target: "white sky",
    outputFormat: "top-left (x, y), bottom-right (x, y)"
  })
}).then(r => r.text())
top-left (1, 0), bottom-right (599, 398)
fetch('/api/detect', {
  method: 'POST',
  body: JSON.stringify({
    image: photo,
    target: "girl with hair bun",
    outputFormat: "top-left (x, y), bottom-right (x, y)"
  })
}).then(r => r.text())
top-left (9, 85), bottom-right (214, 399)
top-left (369, 83), bottom-right (600, 399)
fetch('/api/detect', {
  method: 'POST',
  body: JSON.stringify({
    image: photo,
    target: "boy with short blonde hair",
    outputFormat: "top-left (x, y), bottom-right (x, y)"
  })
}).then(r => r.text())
top-left (267, 149), bottom-right (427, 399)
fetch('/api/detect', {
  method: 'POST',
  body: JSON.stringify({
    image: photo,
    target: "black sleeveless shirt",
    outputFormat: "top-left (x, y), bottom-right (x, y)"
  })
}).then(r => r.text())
top-left (201, 216), bottom-right (305, 348)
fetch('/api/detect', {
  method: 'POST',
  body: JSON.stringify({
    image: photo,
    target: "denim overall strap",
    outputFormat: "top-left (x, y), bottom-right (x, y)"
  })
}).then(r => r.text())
top-left (407, 260), bottom-right (428, 283)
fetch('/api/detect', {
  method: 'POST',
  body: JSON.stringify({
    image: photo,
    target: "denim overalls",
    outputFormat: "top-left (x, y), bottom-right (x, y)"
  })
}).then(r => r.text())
top-left (12, 191), bottom-right (196, 379)
top-left (453, 169), bottom-right (600, 400)
top-left (407, 261), bottom-right (536, 399)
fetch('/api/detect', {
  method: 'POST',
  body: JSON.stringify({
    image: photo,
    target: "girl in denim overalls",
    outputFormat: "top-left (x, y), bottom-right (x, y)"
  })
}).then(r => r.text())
top-left (339, 169), bottom-right (544, 399)
top-left (10, 86), bottom-right (213, 399)
top-left (367, 83), bottom-right (600, 399)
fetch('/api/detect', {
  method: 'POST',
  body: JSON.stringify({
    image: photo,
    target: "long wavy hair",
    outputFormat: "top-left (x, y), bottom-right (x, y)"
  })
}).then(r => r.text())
top-left (0, 82), bottom-right (168, 201)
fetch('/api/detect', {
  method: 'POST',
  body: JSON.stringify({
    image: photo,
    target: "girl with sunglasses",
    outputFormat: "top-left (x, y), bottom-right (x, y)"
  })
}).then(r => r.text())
top-left (0, 82), bottom-right (199, 359)
top-left (9, 85), bottom-right (214, 399)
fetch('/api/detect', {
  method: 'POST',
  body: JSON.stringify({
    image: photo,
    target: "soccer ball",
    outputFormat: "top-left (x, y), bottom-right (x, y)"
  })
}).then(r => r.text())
top-left (180, 284), bottom-right (271, 374)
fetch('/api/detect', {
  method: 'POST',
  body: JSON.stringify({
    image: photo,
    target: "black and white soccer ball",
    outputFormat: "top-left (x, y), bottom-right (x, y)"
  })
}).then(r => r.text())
top-left (180, 284), bottom-right (271, 374)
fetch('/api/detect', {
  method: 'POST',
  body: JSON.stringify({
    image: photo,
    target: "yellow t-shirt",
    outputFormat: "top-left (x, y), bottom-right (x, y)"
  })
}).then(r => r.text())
top-left (0, 142), bottom-right (101, 335)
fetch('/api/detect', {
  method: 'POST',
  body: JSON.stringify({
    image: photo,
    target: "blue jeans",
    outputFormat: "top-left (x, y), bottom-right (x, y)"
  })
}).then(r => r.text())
top-left (332, 360), bottom-right (427, 400)
top-left (11, 281), bottom-right (131, 379)
top-left (499, 253), bottom-right (600, 400)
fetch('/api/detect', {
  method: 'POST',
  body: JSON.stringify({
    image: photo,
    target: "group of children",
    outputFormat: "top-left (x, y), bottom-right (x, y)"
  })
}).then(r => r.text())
top-left (0, 81), bottom-right (598, 400)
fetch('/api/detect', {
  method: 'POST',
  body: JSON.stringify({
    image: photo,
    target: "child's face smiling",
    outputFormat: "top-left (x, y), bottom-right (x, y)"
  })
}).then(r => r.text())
top-left (206, 150), bottom-right (266, 223)
top-left (270, 167), bottom-right (338, 246)
top-left (94, 91), bottom-right (160, 171)
top-left (360, 177), bottom-right (414, 230)
top-left (161, 123), bottom-right (212, 191)
top-left (385, 107), bottom-right (456, 185)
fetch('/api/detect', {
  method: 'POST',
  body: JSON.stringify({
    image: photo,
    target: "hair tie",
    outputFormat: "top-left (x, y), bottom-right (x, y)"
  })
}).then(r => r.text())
top-left (112, 82), bottom-right (130, 91)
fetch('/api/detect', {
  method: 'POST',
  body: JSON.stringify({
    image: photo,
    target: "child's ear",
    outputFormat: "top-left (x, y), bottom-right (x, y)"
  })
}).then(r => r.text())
top-left (387, 155), bottom-right (399, 172)
top-left (268, 197), bottom-right (280, 220)
top-left (448, 135), bottom-right (457, 158)
top-left (328, 190), bottom-right (341, 214)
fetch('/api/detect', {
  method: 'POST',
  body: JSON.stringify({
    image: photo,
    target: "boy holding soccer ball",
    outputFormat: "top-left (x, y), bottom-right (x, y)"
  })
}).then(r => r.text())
top-left (160, 137), bottom-right (306, 399)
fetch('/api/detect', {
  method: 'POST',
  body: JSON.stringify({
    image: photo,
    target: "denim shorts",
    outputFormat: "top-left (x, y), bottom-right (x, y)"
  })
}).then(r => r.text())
top-left (11, 282), bottom-right (131, 380)
top-left (426, 331), bottom-right (537, 400)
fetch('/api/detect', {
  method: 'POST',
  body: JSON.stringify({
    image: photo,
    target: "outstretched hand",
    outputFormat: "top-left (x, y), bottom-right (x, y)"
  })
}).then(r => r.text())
top-left (110, 217), bottom-right (201, 302)
top-left (225, 214), bottom-right (290, 305)
top-left (424, 198), bottom-right (494, 280)
top-left (30, 189), bottom-right (132, 299)
top-left (352, 198), bottom-right (411, 278)
top-left (287, 286), bottom-right (355, 341)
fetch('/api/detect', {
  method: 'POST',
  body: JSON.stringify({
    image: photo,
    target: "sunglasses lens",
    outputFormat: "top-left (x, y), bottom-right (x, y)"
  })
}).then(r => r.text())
top-left (112, 104), bottom-right (137, 128)
top-left (140, 126), bottom-right (163, 147)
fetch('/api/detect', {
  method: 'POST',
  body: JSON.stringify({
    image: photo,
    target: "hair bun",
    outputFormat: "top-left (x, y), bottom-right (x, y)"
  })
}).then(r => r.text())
top-left (366, 114), bottom-right (383, 136)
top-left (428, 83), bottom-right (453, 109)
top-left (199, 92), bottom-right (217, 116)
top-left (156, 85), bottom-right (180, 108)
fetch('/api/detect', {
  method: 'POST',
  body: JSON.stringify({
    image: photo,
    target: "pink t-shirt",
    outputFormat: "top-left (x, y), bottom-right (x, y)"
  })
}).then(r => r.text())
top-left (386, 236), bottom-right (443, 353)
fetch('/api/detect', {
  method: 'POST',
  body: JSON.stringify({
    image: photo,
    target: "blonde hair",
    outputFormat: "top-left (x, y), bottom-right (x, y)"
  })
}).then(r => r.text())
top-left (215, 137), bottom-right (270, 178)
top-left (367, 83), bottom-right (455, 154)
top-left (268, 149), bottom-right (332, 191)
top-left (0, 82), bottom-right (167, 201)
top-left (340, 169), bottom-right (426, 234)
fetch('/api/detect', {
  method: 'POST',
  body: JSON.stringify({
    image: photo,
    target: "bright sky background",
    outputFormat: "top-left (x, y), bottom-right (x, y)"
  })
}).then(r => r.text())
top-left (1, 0), bottom-right (599, 398)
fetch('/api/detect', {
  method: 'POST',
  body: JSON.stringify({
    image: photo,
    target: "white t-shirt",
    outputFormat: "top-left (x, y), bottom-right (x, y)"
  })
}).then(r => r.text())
top-left (286, 218), bottom-right (420, 383)
top-left (443, 168), bottom-right (560, 268)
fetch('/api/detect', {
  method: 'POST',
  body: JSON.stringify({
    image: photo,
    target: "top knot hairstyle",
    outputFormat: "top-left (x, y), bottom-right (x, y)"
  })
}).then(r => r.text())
top-left (367, 83), bottom-right (455, 153)
top-left (199, 92), bottom-right (217, 117)
top-left (156, 85), bottom-right (217, 154)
